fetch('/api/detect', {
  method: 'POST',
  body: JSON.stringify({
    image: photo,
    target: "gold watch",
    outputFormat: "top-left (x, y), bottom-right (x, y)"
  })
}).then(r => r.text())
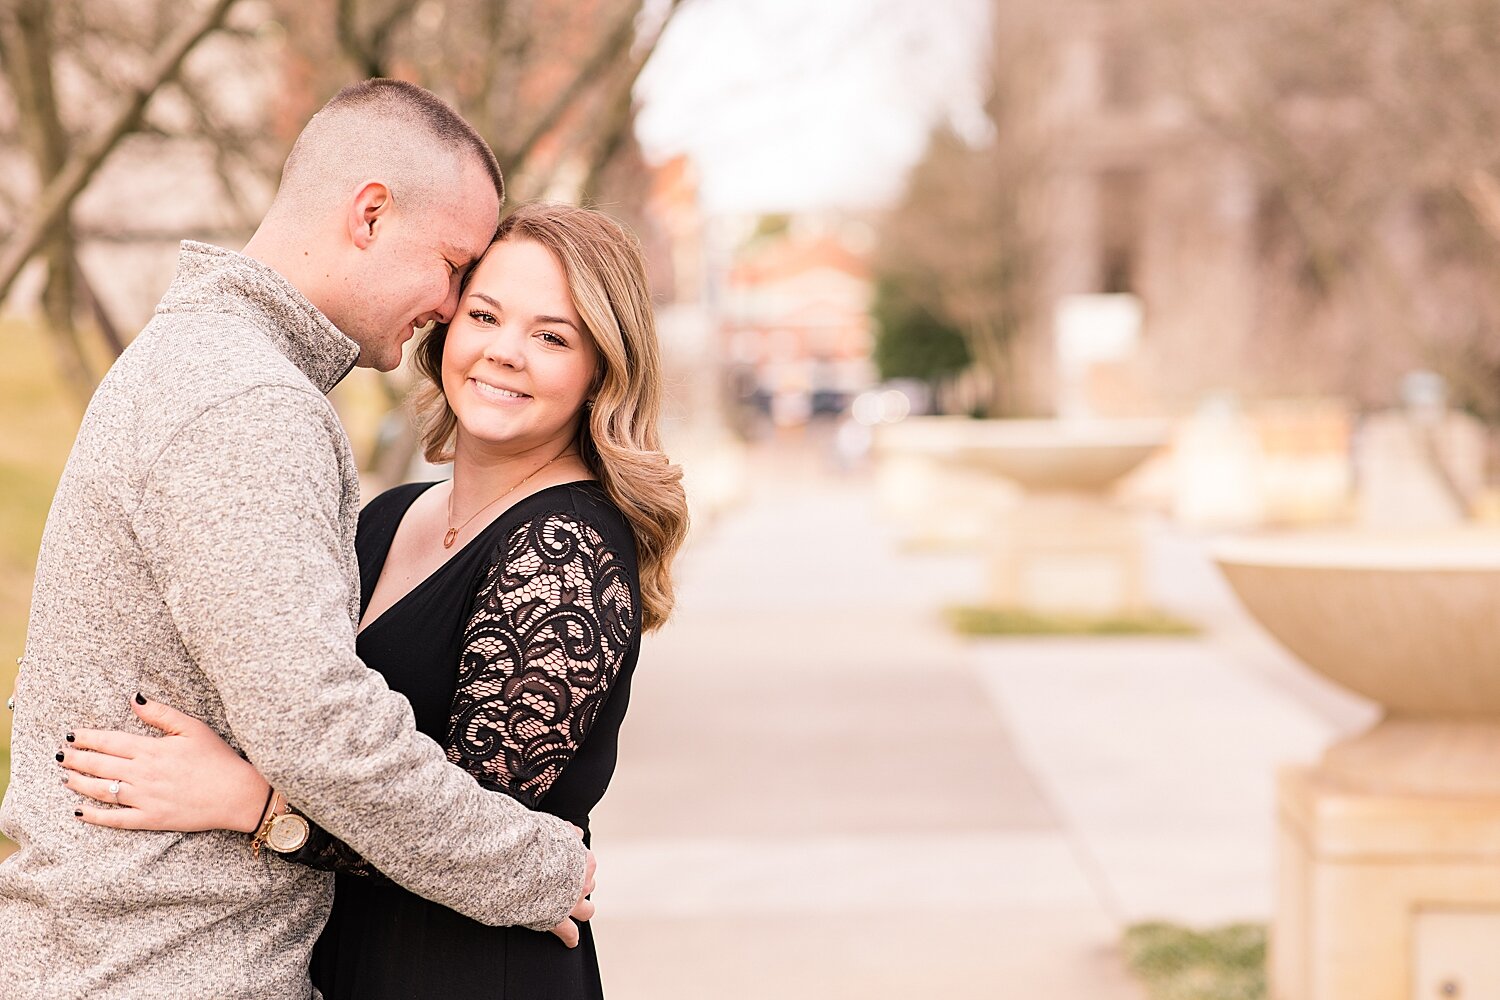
top-left (252, 791), bottom-right (311, 856)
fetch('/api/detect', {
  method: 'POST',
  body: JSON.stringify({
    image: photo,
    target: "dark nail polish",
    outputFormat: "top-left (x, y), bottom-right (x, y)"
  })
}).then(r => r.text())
top-left (64, 732), bottom-right (74, 743)
top-left (60, 776), bottom-right (67, 785)
top-left (54, 751), bottom-right (64, 762)
top-left (73, 810), bottom-right (82, 818)
top-left (134, 692), bottom-right (147, 706)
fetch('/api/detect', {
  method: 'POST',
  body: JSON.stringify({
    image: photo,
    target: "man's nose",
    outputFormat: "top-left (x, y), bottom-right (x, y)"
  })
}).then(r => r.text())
top-left (432, 280), bottom-right (463, 325)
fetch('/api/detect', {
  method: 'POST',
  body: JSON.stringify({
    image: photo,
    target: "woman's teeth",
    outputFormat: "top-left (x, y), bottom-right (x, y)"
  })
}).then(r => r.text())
top-left (473, 379), bottom-right (528, 401)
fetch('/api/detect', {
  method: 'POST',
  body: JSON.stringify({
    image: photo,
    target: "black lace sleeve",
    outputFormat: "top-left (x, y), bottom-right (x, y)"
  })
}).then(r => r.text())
top-left (271, 507), bottom-right (633, 875)
top-left (446, 510), bottom-right (636, 808)
top-left (275, 817), bottom-right (381, 878)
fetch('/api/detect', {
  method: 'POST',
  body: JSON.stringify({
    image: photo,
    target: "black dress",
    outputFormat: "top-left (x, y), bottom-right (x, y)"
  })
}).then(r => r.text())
top-left (306, 480), bottom-right (641, 1000)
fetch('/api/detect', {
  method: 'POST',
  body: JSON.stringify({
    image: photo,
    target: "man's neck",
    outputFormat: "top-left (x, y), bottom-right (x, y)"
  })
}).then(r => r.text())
top-left (242, 225), bottom-right (331, 322)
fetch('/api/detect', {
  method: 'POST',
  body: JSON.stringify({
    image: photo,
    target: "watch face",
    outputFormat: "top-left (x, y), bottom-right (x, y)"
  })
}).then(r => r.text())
top-left (267, 813), bottom-right (311, 854)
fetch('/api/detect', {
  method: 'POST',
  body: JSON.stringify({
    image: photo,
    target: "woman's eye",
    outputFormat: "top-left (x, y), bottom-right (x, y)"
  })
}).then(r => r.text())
top-left (539, 331), bottom-right (566, 346)
top-left (469, 310), bottom-right (496, 324)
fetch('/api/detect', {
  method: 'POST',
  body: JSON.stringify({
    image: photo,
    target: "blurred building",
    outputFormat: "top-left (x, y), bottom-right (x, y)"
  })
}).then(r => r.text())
top-left (1014, 3), bottom-right (1259, 418)
top-left (641, 154), bottom-right (746, 520)
top-left (1009, 1), bottom-right (1500, 521)
top-left (989, 0), bottom-right (1489, 420)
top-left (646, 154), bottom-right (718, 418)
top-left (721, 216), bottom-right (878, 428)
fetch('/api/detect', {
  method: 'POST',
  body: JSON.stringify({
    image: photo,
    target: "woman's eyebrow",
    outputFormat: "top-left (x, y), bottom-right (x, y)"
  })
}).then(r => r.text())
top-left (467, 294), bottom-right (579, 332)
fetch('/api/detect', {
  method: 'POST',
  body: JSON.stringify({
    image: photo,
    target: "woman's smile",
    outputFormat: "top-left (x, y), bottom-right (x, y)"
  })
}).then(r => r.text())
top-left (468, 377), bottom-right (532, 404)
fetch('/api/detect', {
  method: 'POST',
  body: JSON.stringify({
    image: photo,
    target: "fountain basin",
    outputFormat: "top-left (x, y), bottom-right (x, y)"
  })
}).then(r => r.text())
top-left (949, 418), bottom-right (1169, 493)
top-left (942, 419), bottom-right (1169, 615)
top-left (872, 417), bottom-right (1019, 546)
top-left (1214, 528), bottom-right (1500, 998)
top-left (1214, 532), bottom-right (1500, 718)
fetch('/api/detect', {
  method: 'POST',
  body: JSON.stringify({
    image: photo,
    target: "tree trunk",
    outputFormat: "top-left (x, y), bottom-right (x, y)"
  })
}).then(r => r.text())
top-left (1, 0), bottom-right (94, 399)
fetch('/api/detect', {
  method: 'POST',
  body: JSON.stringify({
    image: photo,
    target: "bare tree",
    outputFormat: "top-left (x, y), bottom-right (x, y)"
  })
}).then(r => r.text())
top-left (0, 0), bottom-right (245, 400)
top-left (1151, 0), bottom-right (1500, 417)
top-left (0, 0), bottom-right (89, 396)
top-left (872, 1), bottom-right (1054, 416)
top-left (1, 0), bottom-right (685, 427)
top-left (300, 0), bottom-right (686, 204)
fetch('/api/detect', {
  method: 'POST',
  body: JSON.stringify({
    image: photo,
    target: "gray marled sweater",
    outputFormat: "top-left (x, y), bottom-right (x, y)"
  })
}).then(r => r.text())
top-left (0, 242), bottom-right (587, 999)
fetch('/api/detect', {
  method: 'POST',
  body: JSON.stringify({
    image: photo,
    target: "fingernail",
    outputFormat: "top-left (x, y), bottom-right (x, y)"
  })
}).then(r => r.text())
top-left (73, 810), bottom-right (82, 818)
top-left (64, 732), bottom-right (74, 743)
top-left (54, 751), bottom-right (64, 762)
top-left (60, 776), bottom-right (68, 785)
top-left (134, 692), bottom-right (147, 706)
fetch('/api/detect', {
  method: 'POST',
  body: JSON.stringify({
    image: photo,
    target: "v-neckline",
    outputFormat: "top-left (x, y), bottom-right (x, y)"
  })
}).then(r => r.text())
top-left (357, 479), bottom-right (596, 636)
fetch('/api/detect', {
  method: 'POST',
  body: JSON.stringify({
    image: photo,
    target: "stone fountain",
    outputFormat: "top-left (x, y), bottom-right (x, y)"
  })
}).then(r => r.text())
top-left (949, 419), bottom-right (1169, 615)
top-left (1215, 532), bottom-right (1500, 999)
top-left (872, 416), bottom-right (1019, 548)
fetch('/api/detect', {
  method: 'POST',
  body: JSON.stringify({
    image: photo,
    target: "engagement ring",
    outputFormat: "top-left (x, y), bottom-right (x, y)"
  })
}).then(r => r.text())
top-left (107, 780), bottom-right (121, 804)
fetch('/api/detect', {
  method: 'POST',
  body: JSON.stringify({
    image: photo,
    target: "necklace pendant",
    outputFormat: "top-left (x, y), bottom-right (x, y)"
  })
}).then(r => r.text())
top-left (443, 528), bottom-right (459, 549)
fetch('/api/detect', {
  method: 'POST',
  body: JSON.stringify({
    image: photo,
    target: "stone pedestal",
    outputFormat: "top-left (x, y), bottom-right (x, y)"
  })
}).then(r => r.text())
top-left (947, 419), bottom-right (1168, 616)
top-left (986, 492), bottom-right (1146, 615)
top-left (1274, 765), bottom-right (1500, 1000)
top-left (1214, 533), bottom-right (1500, 1000)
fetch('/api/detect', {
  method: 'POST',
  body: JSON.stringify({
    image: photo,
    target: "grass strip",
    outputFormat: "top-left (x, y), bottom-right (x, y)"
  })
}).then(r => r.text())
top-left (1123, 922), bottom-right (1267, 1000)
top-left (946, 605), bottom-right (1200, 637)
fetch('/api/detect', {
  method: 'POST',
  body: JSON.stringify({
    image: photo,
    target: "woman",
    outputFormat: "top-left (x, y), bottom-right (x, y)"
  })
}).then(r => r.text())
top-left (58, 202), bottom-right (689, 998)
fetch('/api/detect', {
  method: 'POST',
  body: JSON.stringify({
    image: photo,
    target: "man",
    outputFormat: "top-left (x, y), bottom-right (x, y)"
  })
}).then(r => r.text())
top-left (0, 80), bottom-right (593, 998)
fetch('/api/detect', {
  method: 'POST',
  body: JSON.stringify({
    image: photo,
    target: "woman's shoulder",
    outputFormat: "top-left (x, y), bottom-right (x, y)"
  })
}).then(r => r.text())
top-left (362, 480), bottom-right (438, 518)
top-left (504, 481), bottom-right (636, 556)
top-left (357, 481), bottom-right (437, 538)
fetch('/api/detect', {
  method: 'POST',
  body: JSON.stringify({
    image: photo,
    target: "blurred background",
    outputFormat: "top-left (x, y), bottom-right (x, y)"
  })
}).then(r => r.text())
top-left (5, 0), bottom-right (1500, 997)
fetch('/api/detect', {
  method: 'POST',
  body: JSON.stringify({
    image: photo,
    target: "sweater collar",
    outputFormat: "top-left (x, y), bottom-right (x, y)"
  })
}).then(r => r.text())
top-left (156, 241), bottom-right (361, 394)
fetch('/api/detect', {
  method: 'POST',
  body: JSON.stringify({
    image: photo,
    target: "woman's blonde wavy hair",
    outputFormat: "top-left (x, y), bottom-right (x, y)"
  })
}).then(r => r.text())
top-left (409, 201), bottom-right (688, 631)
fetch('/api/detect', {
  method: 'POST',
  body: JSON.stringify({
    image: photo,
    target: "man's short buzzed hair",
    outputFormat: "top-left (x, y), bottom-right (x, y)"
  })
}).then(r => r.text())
top-left (276, 78), bottom-right (504, 214)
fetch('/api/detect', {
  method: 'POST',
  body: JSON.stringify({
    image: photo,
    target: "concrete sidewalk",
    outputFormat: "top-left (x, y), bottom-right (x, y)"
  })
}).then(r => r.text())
top-left (590, 445), bottom-right (1371, 997)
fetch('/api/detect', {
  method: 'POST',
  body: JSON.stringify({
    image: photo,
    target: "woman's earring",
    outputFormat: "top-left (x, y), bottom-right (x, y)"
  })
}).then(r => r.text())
top-left (584, 399), bottom-right (595, 409)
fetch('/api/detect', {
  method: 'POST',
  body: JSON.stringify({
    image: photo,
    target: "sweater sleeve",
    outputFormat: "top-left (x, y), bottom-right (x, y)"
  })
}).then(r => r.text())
top-left (129, 386), bottom-right (586, 931)
top-left (281, 508), bottom-right (635, 883)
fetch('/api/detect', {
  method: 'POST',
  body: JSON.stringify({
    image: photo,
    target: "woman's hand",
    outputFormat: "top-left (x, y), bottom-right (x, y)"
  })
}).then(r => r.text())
top-left (58, 694), bottom-right (270, 834)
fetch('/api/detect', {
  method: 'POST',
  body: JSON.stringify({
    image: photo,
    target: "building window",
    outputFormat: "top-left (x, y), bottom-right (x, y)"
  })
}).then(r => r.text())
top-left (1099, 168), bottom-right (1146, 294)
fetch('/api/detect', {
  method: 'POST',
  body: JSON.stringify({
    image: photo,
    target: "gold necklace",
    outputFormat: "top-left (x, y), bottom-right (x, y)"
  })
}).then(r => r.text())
top-left (443, 449), bottom-right (574, 549)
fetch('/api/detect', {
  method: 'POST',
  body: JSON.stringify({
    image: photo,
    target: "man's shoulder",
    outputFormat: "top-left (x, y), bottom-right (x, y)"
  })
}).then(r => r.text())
top-left (113, 314), bottom-right (342, 456)
top-left (126, 312), bottom-right (321, 401)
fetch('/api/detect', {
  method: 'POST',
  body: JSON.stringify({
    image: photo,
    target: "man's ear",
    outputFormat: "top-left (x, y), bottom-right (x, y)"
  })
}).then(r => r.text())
top-left (348, 181), bottom-right (392, 249)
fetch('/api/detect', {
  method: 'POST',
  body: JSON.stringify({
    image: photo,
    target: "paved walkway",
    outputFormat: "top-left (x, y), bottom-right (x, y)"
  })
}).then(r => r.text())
top-left (590, 442), bottom-right (1375, 997)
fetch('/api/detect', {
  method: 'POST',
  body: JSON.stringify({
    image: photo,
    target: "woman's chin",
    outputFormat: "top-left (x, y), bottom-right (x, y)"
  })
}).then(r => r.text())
top-left (457, 426), bottom-right (525, 452)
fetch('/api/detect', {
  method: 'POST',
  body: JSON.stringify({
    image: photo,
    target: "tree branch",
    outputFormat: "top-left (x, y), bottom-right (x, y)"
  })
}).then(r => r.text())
top-left (501, 0), bottom-right (644, 173)
top-left (577, 0), bottom-right (687, 199)
top-left (172, 75), bottom-right (267, 228)
top-left (336, 0), bottom-right (413, 79)
top-left (73, 253), bottom-right (128, 359)
top-left (0, 0), bottom-right (243, 306)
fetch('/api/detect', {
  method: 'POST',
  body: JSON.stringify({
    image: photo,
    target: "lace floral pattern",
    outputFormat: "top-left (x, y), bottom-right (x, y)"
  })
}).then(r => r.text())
top-left (445, 512), bottom-right (636, 808)
top-left (288, 820), bottom-right (379, 878)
